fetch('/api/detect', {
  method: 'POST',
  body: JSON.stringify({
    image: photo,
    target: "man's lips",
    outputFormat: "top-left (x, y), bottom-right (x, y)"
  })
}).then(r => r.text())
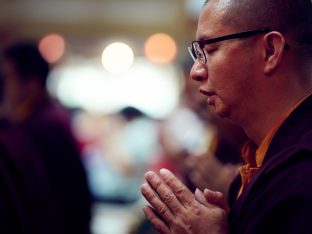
top-left (199, 88), bottom-right (215, 105)
top-left (199, 88), bottom-right (214, 97)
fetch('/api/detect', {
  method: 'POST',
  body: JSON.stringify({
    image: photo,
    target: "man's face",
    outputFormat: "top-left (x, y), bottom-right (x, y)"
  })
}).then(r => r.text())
top-left (1, 60), bottom-right (26, 110)
top-left (190, 0), bottom-right (260, 124)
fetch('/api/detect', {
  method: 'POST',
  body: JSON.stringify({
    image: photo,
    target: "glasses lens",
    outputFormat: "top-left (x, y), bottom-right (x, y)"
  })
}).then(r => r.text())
top-left (188, 46), bottom-right (196, 62)
top-left (193, 42), bottom-right (206, 64)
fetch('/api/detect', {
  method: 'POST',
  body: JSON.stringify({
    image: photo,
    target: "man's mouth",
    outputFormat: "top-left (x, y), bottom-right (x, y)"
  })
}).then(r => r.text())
top-left (199, 88), bottom-right (214, 97)
top-left (199, 88), bottom-right (215, 105)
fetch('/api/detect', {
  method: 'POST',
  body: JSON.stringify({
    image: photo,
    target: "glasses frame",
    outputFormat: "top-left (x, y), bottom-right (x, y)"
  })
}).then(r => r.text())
top-left (188, 28), bottom-right (273, 64)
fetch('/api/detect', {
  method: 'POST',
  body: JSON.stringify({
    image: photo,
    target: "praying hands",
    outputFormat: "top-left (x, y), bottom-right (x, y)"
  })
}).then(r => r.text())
top-left (141, 168), bottom-right (230, 234)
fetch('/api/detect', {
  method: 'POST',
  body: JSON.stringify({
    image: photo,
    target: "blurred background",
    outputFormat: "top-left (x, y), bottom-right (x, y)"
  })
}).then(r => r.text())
top-left (0, 1), bottom-right (223, 233)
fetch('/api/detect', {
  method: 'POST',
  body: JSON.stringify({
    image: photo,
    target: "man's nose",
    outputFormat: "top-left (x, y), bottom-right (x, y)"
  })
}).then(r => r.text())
top-left (190, 61), bottom-right (208, 82)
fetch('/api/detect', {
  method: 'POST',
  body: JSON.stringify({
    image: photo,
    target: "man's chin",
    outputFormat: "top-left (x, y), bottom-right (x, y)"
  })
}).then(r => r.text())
top-left (212, 107), bottom-right (229, 119)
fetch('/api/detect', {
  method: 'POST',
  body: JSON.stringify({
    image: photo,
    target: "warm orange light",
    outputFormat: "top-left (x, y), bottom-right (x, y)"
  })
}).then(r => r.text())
top-left (144, 33), bottom-right (177, 64)
top-left (39, 33), bottom-right (65, 63)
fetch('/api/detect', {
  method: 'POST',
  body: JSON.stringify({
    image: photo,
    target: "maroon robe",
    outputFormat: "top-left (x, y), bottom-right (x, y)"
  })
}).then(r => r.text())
top-left (17, 96), bottom-right (92, 234)
top-left (228, 95), bottom-right (312, 234)
top-left (0, 118), bottom-right (62, 234)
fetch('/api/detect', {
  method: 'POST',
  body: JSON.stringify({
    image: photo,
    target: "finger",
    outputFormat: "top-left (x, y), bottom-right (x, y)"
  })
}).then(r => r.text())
top-left (144, 171), bottom-right (185, 215)
top-left (143, 205), bottom-right (170, 234)
top-left (141, 183), bottom-right (174, 220)
top-left (194, 188), bottom-right (210, 206)
top-left (204, 188), bottom-right (230, 213)
top-left (141, 182), bottom-right (176, 219)
top-left (159, 168), bottom-right (195, 208)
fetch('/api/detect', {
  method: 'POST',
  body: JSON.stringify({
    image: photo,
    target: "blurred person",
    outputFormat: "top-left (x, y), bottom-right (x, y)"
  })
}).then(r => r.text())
top-left (104, 106), bottom-right (160, 203)
top-left (186, 152), bottom-right (239, 199)
top-left (73, 107), bottom-right (161, 234)
top-left (186, 118), bottom-right (246, 199)
top-left (0, 69), bottom-right (62, 234)
top-left (150, 62), bottom-right (216, 187)
top-left (74, 106), bottom-right (160, 204)
top-left (0, 116), bottom-right (63, 234)
top-left (141, 0), bottom-right (312, 233)
top-left (155, 103), bottom-right (214, 186)
top-left (0, 41), bottom-right (92, 234)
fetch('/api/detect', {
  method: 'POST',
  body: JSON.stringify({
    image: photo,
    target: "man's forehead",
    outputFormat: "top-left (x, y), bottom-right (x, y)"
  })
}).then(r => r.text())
top-left (196, 0), bottom-right (230, 39)
top-left (204, 0), bottom-right (232, 13)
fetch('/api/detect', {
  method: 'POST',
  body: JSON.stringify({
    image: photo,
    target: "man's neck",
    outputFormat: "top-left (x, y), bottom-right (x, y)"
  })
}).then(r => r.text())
top-left (244, 88), bottom-right (312, 146)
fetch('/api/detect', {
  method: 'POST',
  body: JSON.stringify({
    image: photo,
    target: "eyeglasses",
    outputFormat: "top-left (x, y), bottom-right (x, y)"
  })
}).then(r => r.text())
top-left (188, 28), bottom-right (271, 64)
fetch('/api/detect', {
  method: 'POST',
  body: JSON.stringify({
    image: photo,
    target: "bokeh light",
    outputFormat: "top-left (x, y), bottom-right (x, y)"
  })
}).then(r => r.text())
top-left (101, 42), bottom-right (134, 74)
top-left (47, 57), bottom-right (181, 119)
top-left (144, 33), bottom-right (177, 64)
top-left (39, 33), bottom-right (65, 63)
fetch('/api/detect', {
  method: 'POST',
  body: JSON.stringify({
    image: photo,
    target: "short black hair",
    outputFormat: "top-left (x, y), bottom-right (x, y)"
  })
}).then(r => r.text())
top-left (2, 41), bottom-right (50, 85)
top-left (204, 0), bottom-right (312, 55)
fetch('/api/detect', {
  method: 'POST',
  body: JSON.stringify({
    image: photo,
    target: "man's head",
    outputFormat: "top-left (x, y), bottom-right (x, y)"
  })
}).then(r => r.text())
top-left (1, 41), bottom-right (50, 86)
top-left (190, 0), bottom-right (311, 137)
top-left (0, 41), bottom-right (50, 114)
top-left (204, 0), bottom-right (312, 57)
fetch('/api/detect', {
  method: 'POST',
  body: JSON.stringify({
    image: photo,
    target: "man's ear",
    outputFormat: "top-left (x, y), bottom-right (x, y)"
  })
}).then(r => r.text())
top-left (262, 31), bottom-right (286, 75)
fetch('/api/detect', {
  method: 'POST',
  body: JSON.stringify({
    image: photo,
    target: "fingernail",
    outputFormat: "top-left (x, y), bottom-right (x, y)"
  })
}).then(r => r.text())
top-left (203, 188), bottom-right (211, 194)
top-left (141, 183), bottom-right (149, 192)
top-left (195, 188), bottom-right (209, 205)
top-left (195, 188), bottom-right (205, 197)
top-left (145, 171), bottom-right (154, 180)
top-left (159, 168), bottom-right (170, 176)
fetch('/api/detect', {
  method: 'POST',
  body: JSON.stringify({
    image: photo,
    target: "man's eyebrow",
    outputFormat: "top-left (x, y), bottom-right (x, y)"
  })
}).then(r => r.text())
top-left (197, 29), bottom-right (225, 41)
top-left (196, 35), bottom-right (210, 41)
top-left (197, 31), bottom-right (218, 41)
top-left (198, 37), bottom-right (209, 42)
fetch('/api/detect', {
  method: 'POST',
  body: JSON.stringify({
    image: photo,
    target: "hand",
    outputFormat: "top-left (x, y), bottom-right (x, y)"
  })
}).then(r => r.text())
top-left (141, 168), bottom-right (229, 234)
top-left (194, 188), bottom-right (230, 214)
top-left (186, 154), bottom-right (239, 198)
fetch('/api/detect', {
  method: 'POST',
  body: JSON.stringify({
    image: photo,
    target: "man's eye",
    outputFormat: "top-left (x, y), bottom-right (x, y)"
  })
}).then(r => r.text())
top-left (205, 48), bottom-right (217, 54)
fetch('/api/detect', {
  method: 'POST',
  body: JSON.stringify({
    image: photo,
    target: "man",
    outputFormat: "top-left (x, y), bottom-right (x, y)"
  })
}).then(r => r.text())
top-left (141, 0), bottom-right (312, 233)
top-left (1, 41), bottom-right (92, 234)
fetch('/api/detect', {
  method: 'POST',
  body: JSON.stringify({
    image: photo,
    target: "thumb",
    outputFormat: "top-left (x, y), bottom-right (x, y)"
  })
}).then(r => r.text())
top-left (204, 188), bottom-right (230, 213)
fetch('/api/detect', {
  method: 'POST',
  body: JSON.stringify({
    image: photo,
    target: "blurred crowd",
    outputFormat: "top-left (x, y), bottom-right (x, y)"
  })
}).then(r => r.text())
top-left (0, 41), bottom-right (91, 233)
top-left (0, 39), bottom-right (247, 234)
top-left (69, 57), bottom-right (247, 233)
